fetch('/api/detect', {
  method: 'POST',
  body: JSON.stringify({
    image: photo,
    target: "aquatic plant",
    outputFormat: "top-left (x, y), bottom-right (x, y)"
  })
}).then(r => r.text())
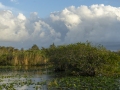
top-left (48, 76), bottom-right (120, 90)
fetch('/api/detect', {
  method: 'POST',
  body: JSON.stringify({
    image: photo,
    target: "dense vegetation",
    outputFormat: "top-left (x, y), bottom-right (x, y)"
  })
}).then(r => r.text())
top-left (44, 42), bottom-right (120, 76)
top-left (0, 44), bottom-right (47, 66)
top-left (0, 42), bottom-right (120, 77)
top-left (0, 42), bottom-right (120, 89)
top-left (48, 76), bottom-right (119, 89)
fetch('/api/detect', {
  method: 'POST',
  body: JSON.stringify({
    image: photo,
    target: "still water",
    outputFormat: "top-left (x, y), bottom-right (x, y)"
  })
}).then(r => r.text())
top-left (0, 66), bottom-right (54, 90)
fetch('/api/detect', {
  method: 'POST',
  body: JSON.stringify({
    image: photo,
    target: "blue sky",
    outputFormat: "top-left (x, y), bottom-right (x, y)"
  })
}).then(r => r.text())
top-left (0, 0), bottom-right (120, 50)
top-left (1, 0), bottom-right (120, 18)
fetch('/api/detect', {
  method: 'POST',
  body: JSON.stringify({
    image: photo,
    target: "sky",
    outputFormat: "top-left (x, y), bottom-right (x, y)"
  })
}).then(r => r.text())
top-left (0, 0), bottom-right (120, 50)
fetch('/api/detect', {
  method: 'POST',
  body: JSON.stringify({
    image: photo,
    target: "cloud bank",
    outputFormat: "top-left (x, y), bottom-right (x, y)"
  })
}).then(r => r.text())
top-left (0, 4), bottom-right (120, 50)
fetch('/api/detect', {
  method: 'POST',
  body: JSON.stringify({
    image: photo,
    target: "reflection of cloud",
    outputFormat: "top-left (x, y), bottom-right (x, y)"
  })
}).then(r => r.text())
top-left (0, 4), bottom-right (120, 50)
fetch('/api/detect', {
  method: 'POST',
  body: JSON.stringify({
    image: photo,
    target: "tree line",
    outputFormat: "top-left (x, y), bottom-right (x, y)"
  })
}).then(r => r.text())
top-left (0, 44), bottom-right (47, 66)
top-left (0, 42), bottom-right (120, 76)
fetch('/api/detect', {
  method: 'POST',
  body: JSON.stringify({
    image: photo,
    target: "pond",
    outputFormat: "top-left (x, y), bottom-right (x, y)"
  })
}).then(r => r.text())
top-left (0, 66), bottom-right (54, 90)
top-left (0, 66), bottom-right (120, 90)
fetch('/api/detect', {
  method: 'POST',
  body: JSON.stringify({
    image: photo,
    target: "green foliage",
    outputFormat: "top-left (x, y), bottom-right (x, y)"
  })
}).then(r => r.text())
top-left (30, 44), bottom-right (39, 50)
top-left (45, 42), bottom-right (120, 76)
top-left (48, 76), bottom-right (120, 89)
top-left (0, 42), bottom-right (120, 77)
top-left (0, 46), bottom-right (46, 66)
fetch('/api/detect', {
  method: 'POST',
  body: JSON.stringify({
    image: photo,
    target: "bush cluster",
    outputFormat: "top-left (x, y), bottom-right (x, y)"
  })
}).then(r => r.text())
top-left (45, 42), bottom-right (120, 76)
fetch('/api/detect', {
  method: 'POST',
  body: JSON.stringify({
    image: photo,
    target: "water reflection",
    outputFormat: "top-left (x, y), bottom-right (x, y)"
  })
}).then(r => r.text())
top-left (0, 66), bottom-right (53, 90)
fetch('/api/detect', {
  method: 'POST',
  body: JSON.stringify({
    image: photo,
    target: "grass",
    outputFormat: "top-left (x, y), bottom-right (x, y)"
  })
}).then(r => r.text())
top-left (48, 76), bottom-right (120, 90)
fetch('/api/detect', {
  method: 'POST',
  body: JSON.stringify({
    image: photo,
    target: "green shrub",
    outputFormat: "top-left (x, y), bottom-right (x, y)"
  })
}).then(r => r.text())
top-left (45, 42), bottom-right (120, 76)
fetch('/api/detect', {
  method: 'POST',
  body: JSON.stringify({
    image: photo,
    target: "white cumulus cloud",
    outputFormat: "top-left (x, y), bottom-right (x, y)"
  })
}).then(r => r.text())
top-left (0, 4), bottom-right (120, 50)
top-left (49, 4), bottom-right (120, 50)
top-left (0, 10), bottom-right (28, 41)
top-left (0, 10), bottom-right (61, 48)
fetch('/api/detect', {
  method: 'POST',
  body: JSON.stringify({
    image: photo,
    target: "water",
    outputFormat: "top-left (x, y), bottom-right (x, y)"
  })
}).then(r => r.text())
top-left (0, 66), bottom-right (54, 90)
top-left (1, 66), bottom-right (119, 90)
